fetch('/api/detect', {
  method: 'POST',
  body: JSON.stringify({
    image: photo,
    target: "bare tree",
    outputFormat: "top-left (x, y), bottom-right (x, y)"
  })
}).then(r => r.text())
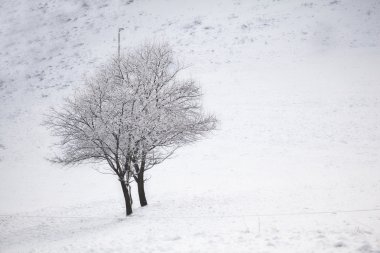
top-left (45, 42), bottom-right (217, 216)
top-left (45, 60), bottom-right (137, 216)
top-left (123, 43), bottom-right (217, 206)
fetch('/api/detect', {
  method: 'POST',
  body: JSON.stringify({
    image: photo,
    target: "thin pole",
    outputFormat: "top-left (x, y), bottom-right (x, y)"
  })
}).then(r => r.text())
top-left (118, 28), bottom-right (124, 58)
top-left (258, 217), bottom-right (261, 236)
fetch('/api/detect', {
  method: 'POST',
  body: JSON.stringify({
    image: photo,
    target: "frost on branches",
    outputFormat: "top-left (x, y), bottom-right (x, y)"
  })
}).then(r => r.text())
top-left (45, 42), bottom-right (217, 216)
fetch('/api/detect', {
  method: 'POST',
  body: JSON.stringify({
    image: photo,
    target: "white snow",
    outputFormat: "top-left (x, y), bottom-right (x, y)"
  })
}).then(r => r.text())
top-left (1, 0), bottom-right (380, 252)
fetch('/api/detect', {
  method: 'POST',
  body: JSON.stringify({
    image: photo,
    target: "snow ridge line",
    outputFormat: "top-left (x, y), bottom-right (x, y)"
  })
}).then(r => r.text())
top-left (0, 208), bottom-right (380, 220)
top-left (144, 208), bottom-right (380, 219)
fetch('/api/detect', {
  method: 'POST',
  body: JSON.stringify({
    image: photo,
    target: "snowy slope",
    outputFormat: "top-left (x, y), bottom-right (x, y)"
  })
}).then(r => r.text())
top-left (1, 0), bottom-right (380, 252)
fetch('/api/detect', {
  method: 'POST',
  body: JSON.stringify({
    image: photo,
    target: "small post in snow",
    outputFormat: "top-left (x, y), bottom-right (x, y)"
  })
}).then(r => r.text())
top-left (118, 28), bottom-right (124, 58)
top-left (257, 216), bottom-right (261, 236)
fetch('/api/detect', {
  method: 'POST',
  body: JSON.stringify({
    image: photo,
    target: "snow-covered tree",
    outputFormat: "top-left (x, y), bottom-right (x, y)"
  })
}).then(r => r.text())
top-left (123, 43), bottom-right (217, 207)
top-left (45, 42), bottom-right (217, 216)
top-left (45, 61), bottom-right (138, 215)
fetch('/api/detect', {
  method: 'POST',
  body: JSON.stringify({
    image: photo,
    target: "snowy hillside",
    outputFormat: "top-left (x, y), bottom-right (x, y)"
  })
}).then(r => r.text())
top-left (1, 0), bottom-right (380, 252)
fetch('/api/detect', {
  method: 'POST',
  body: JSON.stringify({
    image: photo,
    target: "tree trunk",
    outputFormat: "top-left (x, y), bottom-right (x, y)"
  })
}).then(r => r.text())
top-left (137, 175), bottom-right (148, 207)
top-left (120, 179), bottom-right (133, 216)
top-left (136, 153), bottom-right (148, 207)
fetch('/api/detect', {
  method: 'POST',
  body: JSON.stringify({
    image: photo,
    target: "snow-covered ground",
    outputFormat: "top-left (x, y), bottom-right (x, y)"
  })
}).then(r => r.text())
top-left (1, 0), bottom-right (380, 252)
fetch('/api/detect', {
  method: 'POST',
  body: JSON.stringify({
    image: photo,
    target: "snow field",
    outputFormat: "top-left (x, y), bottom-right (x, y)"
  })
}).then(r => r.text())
top-left (1, 0), bottom-right (380, 252)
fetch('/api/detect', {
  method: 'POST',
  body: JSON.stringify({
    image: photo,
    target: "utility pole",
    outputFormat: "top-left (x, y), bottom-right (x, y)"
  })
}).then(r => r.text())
top-left (118, 27), bottom-right (124, 58)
